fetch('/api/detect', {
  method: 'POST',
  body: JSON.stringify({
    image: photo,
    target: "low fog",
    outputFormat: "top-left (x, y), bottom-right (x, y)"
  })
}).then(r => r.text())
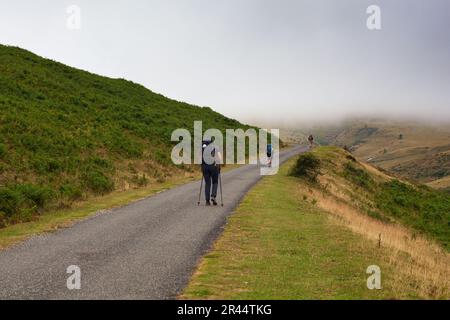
top-left (1, 0), bottom-right (449, 125)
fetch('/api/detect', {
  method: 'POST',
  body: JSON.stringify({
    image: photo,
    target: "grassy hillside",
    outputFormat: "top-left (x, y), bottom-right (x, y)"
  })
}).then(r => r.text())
top-left (183, 147), bottom-right (449, 299)
top-left (0, 45), bottom-right (253, 226)
top-left (291, 147), bottom-right (450, 297)
top-left (316, 119), bottom-right (450, 186)
top-left (303, 147), bottom-right (450, 250)
top-left (183, 158), bottom-right (396, 299)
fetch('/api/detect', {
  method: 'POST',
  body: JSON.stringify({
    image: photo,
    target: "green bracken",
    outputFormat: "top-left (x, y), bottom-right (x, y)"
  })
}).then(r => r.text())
top-left (375, 180), bottom-right (450, 250)
top-left (0, 45), bottom-right (254, 226)
top-left (289, 153), bottom-right (321, 182)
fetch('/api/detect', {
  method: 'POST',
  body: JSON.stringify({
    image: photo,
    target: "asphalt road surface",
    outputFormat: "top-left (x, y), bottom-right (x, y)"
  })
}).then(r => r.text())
top-left (0, 145), bottom-right (306, 299)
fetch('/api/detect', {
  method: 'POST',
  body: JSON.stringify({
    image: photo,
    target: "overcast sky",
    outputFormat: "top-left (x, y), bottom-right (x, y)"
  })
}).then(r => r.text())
top-left (1, 0), bottom-right (449, 125)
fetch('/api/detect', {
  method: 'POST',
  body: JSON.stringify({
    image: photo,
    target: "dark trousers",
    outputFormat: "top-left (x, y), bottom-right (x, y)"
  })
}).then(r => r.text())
top-left (202, 164), bottom-right (219, 201)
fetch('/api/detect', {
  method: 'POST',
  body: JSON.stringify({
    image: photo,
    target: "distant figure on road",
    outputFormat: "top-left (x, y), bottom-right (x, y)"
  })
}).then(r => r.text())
top-left (308, 134), bottom-right (314, 149)
top-left (201, 139), bottom-right (222, 206)
top-left (267, 143), bottom-right (273, 167)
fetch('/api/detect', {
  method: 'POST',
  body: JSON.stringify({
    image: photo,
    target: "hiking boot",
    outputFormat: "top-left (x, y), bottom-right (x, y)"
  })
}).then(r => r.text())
top-left (205, 200), bottom-right (211, 206)
top-left (211, 197), bottom-right (218, 206)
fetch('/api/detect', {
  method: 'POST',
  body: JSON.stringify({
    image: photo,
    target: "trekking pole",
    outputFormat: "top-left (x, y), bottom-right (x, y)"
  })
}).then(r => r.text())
top-left (197, 177), bottom-right (203, 206)
top-left (219, 172), bottom-right (224, 207)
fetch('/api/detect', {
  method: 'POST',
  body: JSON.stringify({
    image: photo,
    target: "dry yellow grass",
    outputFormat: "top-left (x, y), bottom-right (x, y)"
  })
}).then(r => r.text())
top-left (311, 191), bottom-right (450, 299)
top-left (427, 176), bottom-right (450, 190)
top-left (298, 149), bottom-right (449, 298)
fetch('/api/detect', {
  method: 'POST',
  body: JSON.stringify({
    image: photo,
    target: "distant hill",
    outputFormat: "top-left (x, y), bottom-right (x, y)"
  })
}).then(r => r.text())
top-left (279, 128), bottom-right (308, 144)
top-left (314, 119), bottom-right (450, 187)
top-left (0, 45), bottom-right (254, 225)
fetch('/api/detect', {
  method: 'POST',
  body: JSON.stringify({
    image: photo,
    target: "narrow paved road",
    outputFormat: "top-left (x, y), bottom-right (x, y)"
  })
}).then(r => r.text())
top-left (0, 146), bottom-right (306, 299)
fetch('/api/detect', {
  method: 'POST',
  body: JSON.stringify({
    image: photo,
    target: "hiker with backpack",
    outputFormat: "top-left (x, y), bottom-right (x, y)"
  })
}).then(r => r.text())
top-left (308, 134), bottom-right (314, 149)
top-left (200, 139), bottom-right (222, 206)
top-left (267, 143), bottom-right (273, 167)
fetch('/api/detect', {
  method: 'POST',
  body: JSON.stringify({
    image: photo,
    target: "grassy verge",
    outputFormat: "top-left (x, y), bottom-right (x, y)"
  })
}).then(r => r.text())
top-left (182, 158), bottom-right (413, 299)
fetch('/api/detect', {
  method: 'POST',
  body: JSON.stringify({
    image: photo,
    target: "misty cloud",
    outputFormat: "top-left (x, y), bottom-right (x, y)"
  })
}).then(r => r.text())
top-left (1, 0), bottom-right (449, 124)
